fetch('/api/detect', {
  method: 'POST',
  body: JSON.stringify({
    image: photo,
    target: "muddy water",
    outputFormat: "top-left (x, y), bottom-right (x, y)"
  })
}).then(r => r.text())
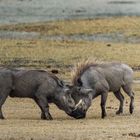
top-left (0, 0), bottom-right (140, 24)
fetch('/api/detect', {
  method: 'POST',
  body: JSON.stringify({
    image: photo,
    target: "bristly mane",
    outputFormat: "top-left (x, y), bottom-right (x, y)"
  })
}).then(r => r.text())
top-left (71, 60), bottom-right (121, 85)
top-left (71, 60), bottom-right (102, 85)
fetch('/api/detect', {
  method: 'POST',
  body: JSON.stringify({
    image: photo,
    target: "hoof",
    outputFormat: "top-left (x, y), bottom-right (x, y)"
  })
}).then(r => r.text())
top-left (0, 116), bottom-right (5, 119)
top-left (130, 108), bottom-right (134, 114)
top-left (45, 116), bottom-right (53, 120)
top-left (41, 113), bottom-right (53, 120)
top-left (130, 105), bottom-right (134, 114)
top-left (116, 110), bottom-right (123, 115)
top-left (102, 114), bottom-right (107, 119)
top-left (41, 116), bottom-right (53, 120)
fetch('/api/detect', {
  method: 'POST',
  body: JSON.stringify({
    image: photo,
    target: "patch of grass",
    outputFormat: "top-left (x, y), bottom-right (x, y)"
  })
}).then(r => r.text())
top-left (0, 17), bottom-right (140, 37)
top-left (0, 39), bottom-right (140, 66)
top-left (0, 17), bottom-right (140, 80)
top-left (0, 39), bottom-right (140, 80)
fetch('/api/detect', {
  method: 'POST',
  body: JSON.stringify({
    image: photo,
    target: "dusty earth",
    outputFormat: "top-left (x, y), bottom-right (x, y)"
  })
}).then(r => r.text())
top-left (0, 82), bottom-right (140, 140)
top-left (0, 3), bottom-right (140, 138)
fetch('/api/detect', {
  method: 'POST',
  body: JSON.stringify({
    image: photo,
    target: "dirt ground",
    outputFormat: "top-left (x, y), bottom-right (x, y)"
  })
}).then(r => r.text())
top-left (0, 82), bottom-right (140, 140)
top-left (0, 17), bottom-right (140, 140)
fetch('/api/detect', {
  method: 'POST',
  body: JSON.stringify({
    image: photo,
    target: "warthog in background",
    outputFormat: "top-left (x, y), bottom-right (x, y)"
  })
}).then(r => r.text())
top-left (68, 62), bottom-right (134, 119)
top-left (0, 68), bottom-right (75, 120)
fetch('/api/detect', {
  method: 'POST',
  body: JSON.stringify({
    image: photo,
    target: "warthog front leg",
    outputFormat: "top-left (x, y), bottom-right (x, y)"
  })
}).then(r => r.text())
top-left (0, 89), bottom-right (10, 119)
top-left (113, 90), bottom-right (124, 115)
top-left (34, 92), bottom-right (53, 120)
top-left (100, 92), bottom-right (108, 118)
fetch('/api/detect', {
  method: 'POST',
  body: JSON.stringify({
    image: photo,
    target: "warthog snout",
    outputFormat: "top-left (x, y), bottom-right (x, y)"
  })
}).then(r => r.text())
top-left (67, 99), bottom-right (87, 119)
top-left (68, 109), bottom-right (86, 119)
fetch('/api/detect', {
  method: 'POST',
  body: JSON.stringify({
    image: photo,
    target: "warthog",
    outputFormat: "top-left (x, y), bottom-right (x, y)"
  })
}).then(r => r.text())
top-left (0, 68), bottom-right (75, 120)
top-left (68, 62), bottom-right (134, 119)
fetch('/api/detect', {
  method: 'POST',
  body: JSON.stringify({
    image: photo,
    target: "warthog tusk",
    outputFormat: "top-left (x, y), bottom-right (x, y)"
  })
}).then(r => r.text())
top-left (74, 99), bottom-right (83, 110)
top-left (62, 96), bottom-right (66, 101)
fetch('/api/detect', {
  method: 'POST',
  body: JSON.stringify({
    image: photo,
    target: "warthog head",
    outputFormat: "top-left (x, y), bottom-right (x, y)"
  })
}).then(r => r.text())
top-left (66, 86), bottom-right (93, 119)
top-left (54, 81), bottom-right (76, 115)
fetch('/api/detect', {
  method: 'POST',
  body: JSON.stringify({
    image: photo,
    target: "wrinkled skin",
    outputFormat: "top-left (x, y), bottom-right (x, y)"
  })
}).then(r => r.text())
top-left (68, 63), bottom-right (134, 119)
top-left (0, 68), bottom-right (75, 120)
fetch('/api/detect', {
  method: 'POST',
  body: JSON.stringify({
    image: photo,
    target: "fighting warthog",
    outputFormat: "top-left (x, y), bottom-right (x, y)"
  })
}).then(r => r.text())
top-left (0, 68), bottom-right (75, 120)
top-left (68, 62), bottom-right (134, 119)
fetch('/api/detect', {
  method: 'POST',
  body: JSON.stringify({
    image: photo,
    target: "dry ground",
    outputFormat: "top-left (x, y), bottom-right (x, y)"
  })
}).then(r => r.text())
top-left (0, 83), bottom-right (140, 140)
top-left (0, 17), bottom-right (140, 140)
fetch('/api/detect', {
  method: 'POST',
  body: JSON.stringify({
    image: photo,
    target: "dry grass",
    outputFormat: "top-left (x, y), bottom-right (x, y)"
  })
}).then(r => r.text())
top-left (0, 17), bottom-right (140, 37)
top-left (1, 16), bottom-right (140, 74)
top-left (0, 39), bottom-right (140, 72)
top-left (0, 17), bottom-right (140, 139)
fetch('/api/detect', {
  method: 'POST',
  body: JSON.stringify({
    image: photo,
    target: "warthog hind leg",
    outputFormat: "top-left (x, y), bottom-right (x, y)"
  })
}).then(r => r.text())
top-left (113, 89), bottom-right (124, 115)
top-left (122, 84), bottom-right (134, 114)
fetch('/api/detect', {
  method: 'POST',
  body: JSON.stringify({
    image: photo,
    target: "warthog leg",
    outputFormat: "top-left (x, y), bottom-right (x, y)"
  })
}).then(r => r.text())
top-left (0, 88), bottom-right (10, 119)
top-left (41, 109), bottom-right (53, 120)
top-left (122, 84), bottom-right (134, 114)
top-left (113, 89), bottom-right (124, 114)
top-left (34, 92), bottom-right (53, 120)
top-left (100, 92), bottom-right (108, 118)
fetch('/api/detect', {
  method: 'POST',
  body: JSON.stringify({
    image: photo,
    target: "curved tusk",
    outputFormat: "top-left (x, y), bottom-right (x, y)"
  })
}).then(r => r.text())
top-left (74, 99), bottom-right (83, 110)
top-left (62, 96), bottom-right (66, 104)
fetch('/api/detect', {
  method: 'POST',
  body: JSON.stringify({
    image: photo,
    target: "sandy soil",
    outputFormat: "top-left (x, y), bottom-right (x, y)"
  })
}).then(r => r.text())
top-left (0, 83), bottom-right (140, 140)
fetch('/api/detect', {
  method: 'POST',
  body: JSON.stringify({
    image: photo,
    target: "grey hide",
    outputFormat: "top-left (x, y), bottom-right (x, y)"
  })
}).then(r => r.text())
top-left (68, 63), bottom-right (134, 119)
top-left (0, 68), bottom-right (75, 120)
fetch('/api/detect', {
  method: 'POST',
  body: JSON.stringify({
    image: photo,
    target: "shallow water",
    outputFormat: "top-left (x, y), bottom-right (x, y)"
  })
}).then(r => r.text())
top-left (0, 0), bottom-right (140, 24)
